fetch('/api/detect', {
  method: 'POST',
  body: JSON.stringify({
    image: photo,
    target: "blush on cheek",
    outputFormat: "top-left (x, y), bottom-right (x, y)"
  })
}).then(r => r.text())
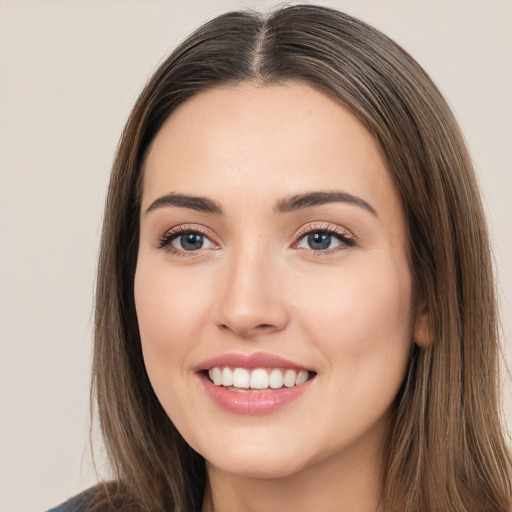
top-left (135, 269), bottom-right (211, 368)
top-left (135, 273), bottom-right (176, 366)
top-left (320, 270), bottom-right (412, 359)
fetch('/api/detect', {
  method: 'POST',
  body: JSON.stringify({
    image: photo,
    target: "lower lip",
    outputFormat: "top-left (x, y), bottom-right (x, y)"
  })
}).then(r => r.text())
top-left (199, 373), bottom-right (314, 415)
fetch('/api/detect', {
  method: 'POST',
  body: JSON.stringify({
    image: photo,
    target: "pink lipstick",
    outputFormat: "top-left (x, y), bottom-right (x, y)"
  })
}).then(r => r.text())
top-left (196, 352), bottom-right (315, 415)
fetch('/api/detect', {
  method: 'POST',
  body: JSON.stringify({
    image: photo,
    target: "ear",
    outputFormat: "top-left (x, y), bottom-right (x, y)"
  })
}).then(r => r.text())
top-left (413, 298), bottom-right (433, 347)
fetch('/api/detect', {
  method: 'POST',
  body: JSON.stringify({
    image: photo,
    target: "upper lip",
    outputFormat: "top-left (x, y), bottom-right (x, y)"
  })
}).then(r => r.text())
top-left (196, 352), bottom-right (313, 372)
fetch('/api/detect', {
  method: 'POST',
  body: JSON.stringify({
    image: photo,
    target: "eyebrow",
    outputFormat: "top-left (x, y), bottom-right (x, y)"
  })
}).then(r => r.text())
top-left (145, 193), bottom-right (223, 215)
top-left (145, 190), bottom-right (377, 217)
top-left (274, 191), bottom-right (377, 216)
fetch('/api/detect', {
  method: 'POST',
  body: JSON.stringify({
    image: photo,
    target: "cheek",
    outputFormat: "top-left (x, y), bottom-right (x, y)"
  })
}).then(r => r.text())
top-left (293, 258), bottom-right (413, 372)
top-left (133, 262), bottom-right (213, 383)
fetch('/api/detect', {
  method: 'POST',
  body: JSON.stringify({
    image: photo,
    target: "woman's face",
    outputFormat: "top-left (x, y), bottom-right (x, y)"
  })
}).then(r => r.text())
top-left (135, 81), bottom-right (419, 480)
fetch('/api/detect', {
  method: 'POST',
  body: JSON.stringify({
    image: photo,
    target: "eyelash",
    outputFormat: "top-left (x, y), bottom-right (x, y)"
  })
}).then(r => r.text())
top-left (294, 223), bottom-right (356, 256)
top-left (157, 225), bottom-right (216, 257)
top-left (157, 223), bottom-right (356, 257)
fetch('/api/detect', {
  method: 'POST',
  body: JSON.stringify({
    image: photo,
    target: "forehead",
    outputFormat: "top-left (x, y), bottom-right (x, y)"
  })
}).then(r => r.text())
top-left (142, 81), bottom-right (401, 223)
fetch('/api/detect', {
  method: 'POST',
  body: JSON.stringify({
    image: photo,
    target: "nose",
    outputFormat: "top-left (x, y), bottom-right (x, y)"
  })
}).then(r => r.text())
top-left (213, 246), bottom-right (290, 339)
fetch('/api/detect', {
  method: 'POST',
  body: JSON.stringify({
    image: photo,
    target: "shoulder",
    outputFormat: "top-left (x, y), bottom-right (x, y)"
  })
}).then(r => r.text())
top-left (44, 482), bottom-right (141, 512)
top-left (45, 488), bottom-right (95, 512)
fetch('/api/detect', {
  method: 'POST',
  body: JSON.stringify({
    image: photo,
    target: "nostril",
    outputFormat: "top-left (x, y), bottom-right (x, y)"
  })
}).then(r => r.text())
top-left (217, 321), bottom-right (283, 338)
top-left (257, 324), bottom-right (275, 330)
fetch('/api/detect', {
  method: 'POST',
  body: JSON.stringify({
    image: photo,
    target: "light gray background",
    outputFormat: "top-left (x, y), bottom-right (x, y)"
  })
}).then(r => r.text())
top-left (0, 1), bottom-right (510, 511)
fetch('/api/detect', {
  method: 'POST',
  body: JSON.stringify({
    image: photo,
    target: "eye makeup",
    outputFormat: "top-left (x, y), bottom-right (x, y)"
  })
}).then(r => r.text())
top-left (155, 220), bottom-right (356, 258)
top-left (293, 222), bottom-right (356, 256)
top-left (156, 224), bottom-right (219, 257)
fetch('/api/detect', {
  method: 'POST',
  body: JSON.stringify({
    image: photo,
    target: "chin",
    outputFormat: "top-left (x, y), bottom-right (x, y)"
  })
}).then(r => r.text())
top-left (199, 438), bottom-right (311, 480)
top-left (209, 455), bottom-right (308, 480)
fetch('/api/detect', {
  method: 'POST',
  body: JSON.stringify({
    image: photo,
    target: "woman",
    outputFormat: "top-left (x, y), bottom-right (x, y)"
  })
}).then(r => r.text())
top-left (50, 4), bottom-right (511, 511)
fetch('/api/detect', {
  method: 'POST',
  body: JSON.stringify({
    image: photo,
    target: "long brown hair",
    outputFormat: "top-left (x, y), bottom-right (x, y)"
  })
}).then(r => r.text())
top-left (92, 5), bottom-right (512, 511)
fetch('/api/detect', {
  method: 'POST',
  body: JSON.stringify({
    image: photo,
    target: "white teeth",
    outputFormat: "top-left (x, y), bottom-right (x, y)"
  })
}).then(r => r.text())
top-left (207, 367), bottom-right (311, 390)
top-left (283, 369), bottom-right (297, 388)
top-left (250, 368), bottom-right (269, 389)
top-left (296, 370), bottom-right (309, 385)
top-left (269, 368), bottom-right (284, 389)
top-left (233, 368), bottom-right (250, 388)
top-left (222, 367), bottom-right (233, 386)
top-left (209, 367), bottom-right (223, 385)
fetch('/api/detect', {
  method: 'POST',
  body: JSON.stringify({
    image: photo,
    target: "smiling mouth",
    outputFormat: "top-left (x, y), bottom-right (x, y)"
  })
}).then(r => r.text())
top-left (206, 367), bottom-right (315, 391)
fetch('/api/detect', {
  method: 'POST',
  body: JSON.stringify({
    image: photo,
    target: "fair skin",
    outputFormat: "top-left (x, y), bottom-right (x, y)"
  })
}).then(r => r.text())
top-left (135, 81), bottom-right (427, 512)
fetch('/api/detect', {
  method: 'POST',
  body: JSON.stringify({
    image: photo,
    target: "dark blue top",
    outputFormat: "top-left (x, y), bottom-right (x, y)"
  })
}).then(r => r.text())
top-left (46, 489), bottom-right (93, 512)
top-left (45, 485), bottom-right (143, 512)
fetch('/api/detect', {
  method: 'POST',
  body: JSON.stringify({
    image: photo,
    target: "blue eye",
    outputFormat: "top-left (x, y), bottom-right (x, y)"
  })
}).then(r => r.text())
top-left (296, 227), bottom-right (355, 252)
top-left (307, 232), bottom-right (332, 250)
top-left (158, 227), bottom-right (217, 255)
top-left (174, 232), bottom-right (204, 251)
